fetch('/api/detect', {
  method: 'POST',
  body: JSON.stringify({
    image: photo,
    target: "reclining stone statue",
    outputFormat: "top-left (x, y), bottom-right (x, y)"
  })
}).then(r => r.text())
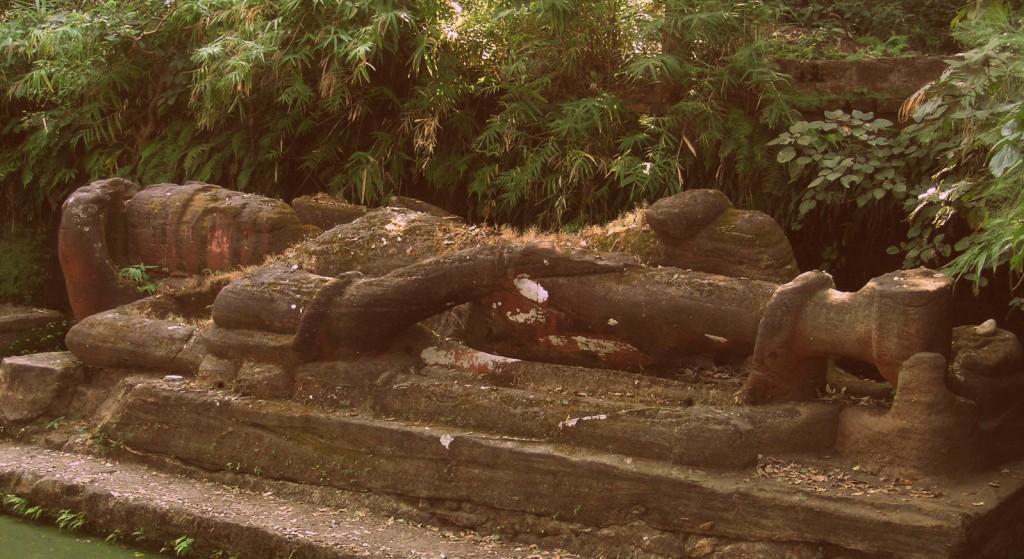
top-left (57, 179), bottom-right (1014, 411)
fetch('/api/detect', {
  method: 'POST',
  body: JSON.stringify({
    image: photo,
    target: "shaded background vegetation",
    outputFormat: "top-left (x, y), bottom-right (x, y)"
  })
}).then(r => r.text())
top-left (3, 0), bottom-right (1024, 326)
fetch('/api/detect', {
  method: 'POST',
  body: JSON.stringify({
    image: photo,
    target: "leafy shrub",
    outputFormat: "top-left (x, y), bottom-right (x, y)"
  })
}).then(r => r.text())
top-left (0, 0), bottom-right (797, 228)
top-left (0, 223), bottom-right (48, 305)
top-left (776, 0), bottom-right (963, 54)
top-left (901, 1), bottom-right (1024, 287)
top-left (769, 2), bottom-right (1024, 291)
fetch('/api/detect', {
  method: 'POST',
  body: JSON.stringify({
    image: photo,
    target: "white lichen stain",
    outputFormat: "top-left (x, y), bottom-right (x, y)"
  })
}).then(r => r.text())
top-left (546, 335), bottom-right (567, 347)
top-left (559, 414), bottom-right (609, 429)
top-left (514, 276), bottom-right (549, 303)
top-left (704, 333), bottom-right (728, 344)
top-left (607, 318), bottom-right (619, 326)
top-left (570, 336), bottom-right (633, 356)
top-left (505, 308), bottom-right (546, 324)
top-left (420, 346), bottom-right (519, 370)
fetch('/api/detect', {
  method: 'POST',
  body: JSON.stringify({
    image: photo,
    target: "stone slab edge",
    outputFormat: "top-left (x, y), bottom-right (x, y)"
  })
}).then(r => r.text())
top-left (103, 382), bottom-right (986, 559)
top-left (0, 442), bottom-right (554, 559)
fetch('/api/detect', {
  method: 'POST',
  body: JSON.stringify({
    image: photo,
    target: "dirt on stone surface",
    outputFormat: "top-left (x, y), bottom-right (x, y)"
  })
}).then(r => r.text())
top-left (0, 442), bottom-right (580, 559)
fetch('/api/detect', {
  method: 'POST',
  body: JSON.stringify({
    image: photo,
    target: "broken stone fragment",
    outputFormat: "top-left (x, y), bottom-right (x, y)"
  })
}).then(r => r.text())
top-left (948, 323), bottom-right (1024, 415)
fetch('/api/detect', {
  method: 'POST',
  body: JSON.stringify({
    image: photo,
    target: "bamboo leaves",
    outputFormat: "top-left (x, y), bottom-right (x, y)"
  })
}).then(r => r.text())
top-left (1, 0), bottom-right (795, 228)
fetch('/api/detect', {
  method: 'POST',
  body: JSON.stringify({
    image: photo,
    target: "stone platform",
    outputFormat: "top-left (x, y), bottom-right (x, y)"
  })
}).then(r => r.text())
top-left (3, 352), bottom-right (1022, 558)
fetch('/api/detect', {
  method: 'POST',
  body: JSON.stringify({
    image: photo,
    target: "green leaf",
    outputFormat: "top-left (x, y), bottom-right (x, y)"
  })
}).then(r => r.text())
top-left (840, 174), bottom-right (861, 188)
top-left (776, 146), bottom-right (797, 163)
top-left (789, 121), bottom-right (810, 134)
top-left (872, 187), bottom-right (886, 200)
top-left (799, 198), bottom-right (817, 214)
top-left (989, 144), bottom-right (1021, 178)
top-left (886, 246), bottom-right (900, 255)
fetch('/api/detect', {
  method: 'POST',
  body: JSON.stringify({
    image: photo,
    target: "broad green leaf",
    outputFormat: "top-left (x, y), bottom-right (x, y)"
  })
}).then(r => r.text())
top-left (840, 174), bottom-right (861, 188)
top-left (776, 146), bottom-right (797, 163)
top-left (989, 144), bottom-right (1021, 177)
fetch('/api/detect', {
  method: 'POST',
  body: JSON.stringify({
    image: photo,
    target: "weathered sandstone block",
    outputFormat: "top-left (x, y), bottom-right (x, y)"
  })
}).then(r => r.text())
top-left (0, 352), bottom-right (84, 422)
top-left (836, 352), bottom-right (981, 475)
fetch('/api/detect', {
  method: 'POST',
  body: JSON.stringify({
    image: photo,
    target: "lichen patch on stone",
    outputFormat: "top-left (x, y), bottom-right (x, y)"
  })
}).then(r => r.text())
top-left (505, 308), bottom-right (547, 324)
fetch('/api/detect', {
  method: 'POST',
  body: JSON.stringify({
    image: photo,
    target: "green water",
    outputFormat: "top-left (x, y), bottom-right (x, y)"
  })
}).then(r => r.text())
top-left (0, 514), bottom-right (163, 558)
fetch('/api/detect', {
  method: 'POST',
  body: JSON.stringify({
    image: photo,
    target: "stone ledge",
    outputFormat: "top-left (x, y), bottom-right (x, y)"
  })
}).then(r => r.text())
top-left (0, 352), bottom-right (83, 423)
top-left (93, 381), bottom-right (1024, 559)
top-left (0, 442), bottom-right (550, 559)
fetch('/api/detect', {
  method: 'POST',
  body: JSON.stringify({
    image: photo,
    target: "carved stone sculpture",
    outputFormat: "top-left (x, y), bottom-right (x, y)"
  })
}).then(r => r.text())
top-left (60, 181), bottom-right (966, 413)
top-left (59, 179), bottom-right (308, 320)
top-left (741, 268), bottom-right (953, 404)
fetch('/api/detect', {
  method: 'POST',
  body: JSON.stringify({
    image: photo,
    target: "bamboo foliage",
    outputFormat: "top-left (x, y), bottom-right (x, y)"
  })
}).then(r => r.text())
top-left (0, 0), bottom-right (795, 226)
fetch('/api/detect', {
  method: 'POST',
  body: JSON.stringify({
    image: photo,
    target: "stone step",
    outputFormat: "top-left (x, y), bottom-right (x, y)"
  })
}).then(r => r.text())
top-left (0, 351), bottom-right (83, 423)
